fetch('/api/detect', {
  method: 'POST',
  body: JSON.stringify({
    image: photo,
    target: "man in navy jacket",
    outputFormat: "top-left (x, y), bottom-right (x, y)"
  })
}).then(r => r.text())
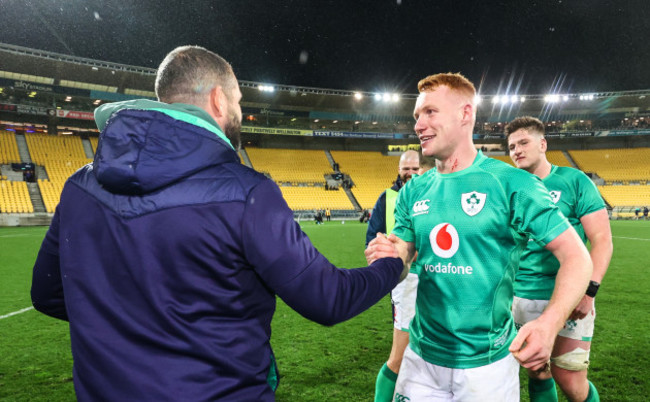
top-left (31, 46), bottom-right (405, 401)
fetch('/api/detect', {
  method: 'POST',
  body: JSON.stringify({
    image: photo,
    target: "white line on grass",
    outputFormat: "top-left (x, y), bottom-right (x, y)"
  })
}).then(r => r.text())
top-left (0, 306), bottom-right (34, 320)
top-left (613, 236), bottom-right (650, 241)
top-left (0, 233), bottom-right (41, 238)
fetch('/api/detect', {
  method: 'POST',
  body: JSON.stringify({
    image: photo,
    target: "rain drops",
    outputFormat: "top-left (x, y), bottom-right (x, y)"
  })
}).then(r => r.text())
top-left (299, 50), bottom-right (309, 64)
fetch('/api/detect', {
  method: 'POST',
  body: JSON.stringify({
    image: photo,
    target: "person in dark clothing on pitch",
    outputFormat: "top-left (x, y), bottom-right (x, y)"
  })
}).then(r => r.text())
top-left (31, 45), bottom-right (406, 402)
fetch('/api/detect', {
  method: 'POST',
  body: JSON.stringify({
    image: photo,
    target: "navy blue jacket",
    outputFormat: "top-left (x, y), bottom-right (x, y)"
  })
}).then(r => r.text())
top-left (31, 102), bottom-right (402, 401)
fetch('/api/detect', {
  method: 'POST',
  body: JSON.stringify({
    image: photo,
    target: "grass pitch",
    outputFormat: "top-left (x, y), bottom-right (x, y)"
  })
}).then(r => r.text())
top-left (0, 221), bottom-right (648, 401)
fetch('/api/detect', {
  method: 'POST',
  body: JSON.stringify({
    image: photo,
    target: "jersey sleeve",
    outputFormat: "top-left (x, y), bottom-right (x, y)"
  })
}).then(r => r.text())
top-left (574, 171), bottom-right (606, 218)
top-left (510, 174), bottom-right (571, 246)
top-left (241, 179), bottom-right (403, 326)
top-left (391, 182), bottom-right (415, 243)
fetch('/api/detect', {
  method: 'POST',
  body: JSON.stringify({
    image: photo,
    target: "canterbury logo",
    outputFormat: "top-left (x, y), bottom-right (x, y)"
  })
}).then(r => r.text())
top-left (394, 394), bottom-right (411, 402)
top-left (413, 199), bottom-right (430, 214)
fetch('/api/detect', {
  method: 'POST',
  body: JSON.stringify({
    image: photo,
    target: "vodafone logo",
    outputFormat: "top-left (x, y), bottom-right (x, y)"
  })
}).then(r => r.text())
top-left (429, 223), bottom-right (459, 258)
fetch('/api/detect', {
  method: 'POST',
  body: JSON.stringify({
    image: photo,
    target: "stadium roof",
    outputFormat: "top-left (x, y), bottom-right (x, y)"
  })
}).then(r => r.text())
top-left (3, 42), bottom-right (650, 126)
top-left (1, 1), bottom-right (649, 96)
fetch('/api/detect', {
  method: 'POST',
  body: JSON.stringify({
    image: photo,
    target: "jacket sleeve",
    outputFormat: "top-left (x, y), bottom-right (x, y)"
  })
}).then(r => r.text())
top-left (365, 191), bottom-right (387, 247)
top-left (241, 180), bottom-right (402, 326)
top-left (31, 209), bottom-right (68, 321)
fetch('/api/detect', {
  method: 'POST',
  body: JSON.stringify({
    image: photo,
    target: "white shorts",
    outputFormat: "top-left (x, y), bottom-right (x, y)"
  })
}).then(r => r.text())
top-left (391, 273), bottom-right (419, 331)
top-left (512, 296), bottom-right (595, 341)
top-left (394, 346), bottom-right (520, 401)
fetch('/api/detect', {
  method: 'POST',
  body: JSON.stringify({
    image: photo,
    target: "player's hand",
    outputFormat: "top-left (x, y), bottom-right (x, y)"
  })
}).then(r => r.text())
top-left (364, 233), bottom-right (399, 265)
top-left (569, 295), bottom-right (594, 321)
top-left (509, 318), bottom-right (557, 372)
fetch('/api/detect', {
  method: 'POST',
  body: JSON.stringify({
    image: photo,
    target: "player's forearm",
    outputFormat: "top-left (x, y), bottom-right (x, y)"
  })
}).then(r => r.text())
top-left (588, 233), bottom-right (613, 284)
top-left (541, 250), bottom-right (593, 331)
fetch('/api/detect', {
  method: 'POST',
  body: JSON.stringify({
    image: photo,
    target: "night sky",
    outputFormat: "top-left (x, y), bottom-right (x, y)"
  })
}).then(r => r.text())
top-left (2, 0), bottom-right (649, 95)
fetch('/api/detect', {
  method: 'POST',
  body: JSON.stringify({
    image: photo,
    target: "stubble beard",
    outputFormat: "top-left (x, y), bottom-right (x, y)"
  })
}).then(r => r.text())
top-left (224, 113), bottom-right (242, 150)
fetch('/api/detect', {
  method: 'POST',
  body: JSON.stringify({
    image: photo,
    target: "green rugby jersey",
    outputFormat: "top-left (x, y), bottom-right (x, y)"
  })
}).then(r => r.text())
top-left (392, 152), bottom-right (570, 369)
top-left (515, 165), bottom-right (605, 300)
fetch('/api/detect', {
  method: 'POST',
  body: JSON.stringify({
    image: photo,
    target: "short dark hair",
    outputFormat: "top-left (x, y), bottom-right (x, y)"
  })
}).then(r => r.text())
top-left (155, 46), bottom-right (237, 105)
top-left (504, 116), bottom-right (545, 139)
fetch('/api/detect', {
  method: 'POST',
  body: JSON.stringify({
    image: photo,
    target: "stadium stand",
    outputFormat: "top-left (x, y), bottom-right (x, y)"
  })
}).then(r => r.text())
top-left (546, 150), bottom-right (573, 167)
top-left (3, 44), bottom-right (650, 222)
top-left (0, 130), bottom-right (33, 213)
top-left (279, 186), bottom-right (353, 211)
top-left (597, 185), bottom-right (650, 208)
top-left (244, 147), bottom-right (354, 211)
top-left (246, 148), bottom-right (332, 183)
top-left (569, 148), bottom-right (650, 183)
top-left (24, 133), bottom-right (91, 213)
top-left (0, 180), bottom-right (33, 213)
top-left (89, 136), bottom-right (99, 154)
top-left (0, 130), bottom-right (21, 164)
top-left (329, 151), bottom-right (400, 210)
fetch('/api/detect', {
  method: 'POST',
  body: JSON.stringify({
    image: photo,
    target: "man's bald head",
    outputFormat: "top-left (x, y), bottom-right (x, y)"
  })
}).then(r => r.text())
top-left (399, 150), bottom-right (420, 183)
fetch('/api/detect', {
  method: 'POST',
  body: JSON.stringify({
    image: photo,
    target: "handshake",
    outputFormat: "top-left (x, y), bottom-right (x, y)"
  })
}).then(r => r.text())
top-left (365, 233), bottom-right (411, 281)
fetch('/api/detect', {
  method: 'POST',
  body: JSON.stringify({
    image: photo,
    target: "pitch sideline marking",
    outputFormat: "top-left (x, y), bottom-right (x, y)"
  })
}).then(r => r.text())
top-left (0, 233), bottom-right (38, 238)
top-left (0, 306), bottom-right (34, 320)
top-left (613, 236), bottom-right (650, 241)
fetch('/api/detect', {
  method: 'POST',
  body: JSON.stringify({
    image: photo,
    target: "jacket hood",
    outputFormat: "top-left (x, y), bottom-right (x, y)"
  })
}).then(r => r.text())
top-left (93, 99), bottom-right (239, 195)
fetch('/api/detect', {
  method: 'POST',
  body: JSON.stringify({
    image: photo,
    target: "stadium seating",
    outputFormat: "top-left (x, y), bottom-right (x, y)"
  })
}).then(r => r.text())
top-left (246, 148), bottom-right (332, 182)
top-left (569, 148), bottom-right (650, 183)
top-left (245, 147), bottom-right (355, 210)
top-left (597, 185), bottom-right (650, 207)
top-left (0, 180), bottom-right (34, 213)
top-left (279, 186), bottom-right (353, 210)
top-left (329, 151), bottom-right (399, 210)
top-left (546, 150), bottom-right (572, 167)
top-left (0, 130), bottom-right (21, 164)
top-left (0, 131), bottom-right (33, 213)
top-left (89, 136), bottom-right (99, 154)
top-left (24, 133), bottom-right (91, 213)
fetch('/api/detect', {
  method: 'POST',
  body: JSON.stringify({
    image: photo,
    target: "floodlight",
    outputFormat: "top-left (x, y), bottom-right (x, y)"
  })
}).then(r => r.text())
top-left (544, 94), bottom-right (559, 103)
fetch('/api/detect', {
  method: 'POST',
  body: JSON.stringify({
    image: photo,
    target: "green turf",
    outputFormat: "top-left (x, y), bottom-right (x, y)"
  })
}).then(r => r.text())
top-left (1, 221), bottom-right (648, 401)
